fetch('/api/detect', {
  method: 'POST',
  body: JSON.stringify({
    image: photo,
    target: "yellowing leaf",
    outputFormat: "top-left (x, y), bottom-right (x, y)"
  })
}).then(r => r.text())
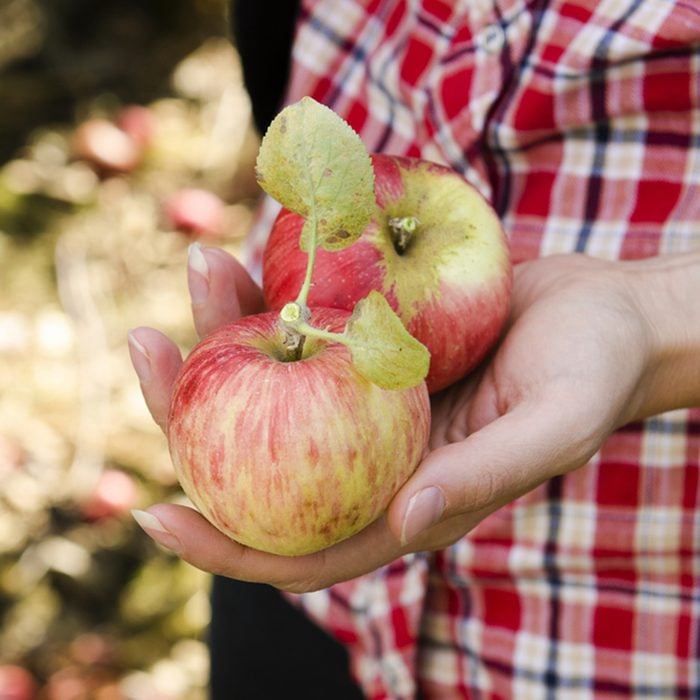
top-left (345, 292), bottom-right (430, 391)
top-left (255, 97), bottom-right (376, 252)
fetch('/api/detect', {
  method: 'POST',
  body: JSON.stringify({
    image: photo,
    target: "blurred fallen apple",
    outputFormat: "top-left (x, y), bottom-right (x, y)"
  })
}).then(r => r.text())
top-left (0, 665), bottom-right (37, 700)
top-left (80, 468), bottom-right (139, 522)
top-left (73, 118), bottom-right (143, 174)
top-left (162, 187), bottom-right (227, 238)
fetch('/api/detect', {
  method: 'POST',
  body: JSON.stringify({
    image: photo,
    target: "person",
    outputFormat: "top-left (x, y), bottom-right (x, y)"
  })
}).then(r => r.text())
top-left (129, 1), bottom-right (700, 697)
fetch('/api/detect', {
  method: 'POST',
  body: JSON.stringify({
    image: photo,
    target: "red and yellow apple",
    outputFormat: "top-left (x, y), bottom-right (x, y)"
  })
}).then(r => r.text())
top-left (262, 154), bottom-right (512, 393)
top-left (167, 307), bottom-right (430, 557)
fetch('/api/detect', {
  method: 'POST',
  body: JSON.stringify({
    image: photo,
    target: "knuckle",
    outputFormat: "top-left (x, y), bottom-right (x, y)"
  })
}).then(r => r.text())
top-left (468, 465), bottom-right (502, 512)
top-left (277, 550), bottom-right (332, 593)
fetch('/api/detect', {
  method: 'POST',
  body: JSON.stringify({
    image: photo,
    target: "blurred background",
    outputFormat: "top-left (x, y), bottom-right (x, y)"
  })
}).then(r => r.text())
top-left (0, 1), bottom-right (262, 697)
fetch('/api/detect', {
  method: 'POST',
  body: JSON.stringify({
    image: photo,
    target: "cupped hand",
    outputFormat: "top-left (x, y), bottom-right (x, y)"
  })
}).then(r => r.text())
top-left (129, 246), bottom-right (659, 592)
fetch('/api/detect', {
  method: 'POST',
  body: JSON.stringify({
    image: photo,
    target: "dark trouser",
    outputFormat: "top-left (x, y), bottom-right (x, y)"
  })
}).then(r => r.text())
top-left (209, 576), bottom-right (364, 699)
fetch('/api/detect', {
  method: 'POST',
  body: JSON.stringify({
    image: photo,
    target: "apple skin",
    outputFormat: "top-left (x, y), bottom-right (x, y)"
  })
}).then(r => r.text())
top-left (167, 307), bottom-right (430, 557)
top-left (262, 154), bottom-right (513, 393)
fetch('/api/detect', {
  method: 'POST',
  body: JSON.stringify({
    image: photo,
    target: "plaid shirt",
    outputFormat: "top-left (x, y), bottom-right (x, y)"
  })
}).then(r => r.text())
top-left (247, 1), bottom-right (700, 697)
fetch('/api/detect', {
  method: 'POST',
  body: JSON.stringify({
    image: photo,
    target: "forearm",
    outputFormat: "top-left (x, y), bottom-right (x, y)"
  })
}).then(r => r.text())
top-left (623, 250), bottom-right (700, 421)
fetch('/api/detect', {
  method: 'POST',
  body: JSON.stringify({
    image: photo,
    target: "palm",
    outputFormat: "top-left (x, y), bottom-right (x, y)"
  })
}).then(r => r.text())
top-left (404, 253), bottom-right (651, 550)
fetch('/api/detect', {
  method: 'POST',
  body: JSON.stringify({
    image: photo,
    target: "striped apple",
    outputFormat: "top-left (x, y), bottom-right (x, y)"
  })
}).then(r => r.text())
top-left (167, 307), bottom-right (430, 557)
top-left (262, 154), bottom-right (513, 393)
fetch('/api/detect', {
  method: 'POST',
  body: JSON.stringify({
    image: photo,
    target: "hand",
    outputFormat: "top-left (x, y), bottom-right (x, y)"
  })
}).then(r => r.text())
top-left (130, 246), bottom-right (700, 592)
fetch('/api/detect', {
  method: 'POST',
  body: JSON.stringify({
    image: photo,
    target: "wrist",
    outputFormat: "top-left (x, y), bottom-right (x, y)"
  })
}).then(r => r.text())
top-left (622, 251), bottom-right (700, 421)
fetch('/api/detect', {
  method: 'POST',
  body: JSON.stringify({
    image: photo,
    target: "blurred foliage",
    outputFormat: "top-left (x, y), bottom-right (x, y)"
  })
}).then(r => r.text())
top-left (0, 0), bottom-right (230, 162)
top-left (0, 1), bottom-right (262, 697)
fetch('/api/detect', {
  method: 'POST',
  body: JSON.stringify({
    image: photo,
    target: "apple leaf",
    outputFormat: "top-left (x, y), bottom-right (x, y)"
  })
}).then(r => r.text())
top-left (345, 292), bottom-right (430, 390)
top-left (255, 97), bottom-right (376, 252)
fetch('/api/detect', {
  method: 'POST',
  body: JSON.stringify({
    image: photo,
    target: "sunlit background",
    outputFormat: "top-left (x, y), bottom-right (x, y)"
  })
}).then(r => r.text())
top-left (0, 1), bottom-right (261, 697)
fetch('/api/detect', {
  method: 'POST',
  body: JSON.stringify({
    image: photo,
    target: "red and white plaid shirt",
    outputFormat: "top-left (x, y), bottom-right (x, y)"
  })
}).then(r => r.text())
top-left (247, 1), bottom-right (700, 697)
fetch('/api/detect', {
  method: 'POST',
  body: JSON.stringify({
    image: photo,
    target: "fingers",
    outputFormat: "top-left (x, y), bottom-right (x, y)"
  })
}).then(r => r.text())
top-left (187, 244), bottom-right (265, 338)
top-left (388, 399), bottom-right (600, 546)
top-left (128, 327), bottom-right (183, 432)
top-left (132, 504), bottom-right (404, 592)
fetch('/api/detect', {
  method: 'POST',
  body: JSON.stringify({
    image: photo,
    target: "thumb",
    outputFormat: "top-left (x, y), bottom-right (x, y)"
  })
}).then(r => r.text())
top-left (387, 401), bottom-right (597, 546)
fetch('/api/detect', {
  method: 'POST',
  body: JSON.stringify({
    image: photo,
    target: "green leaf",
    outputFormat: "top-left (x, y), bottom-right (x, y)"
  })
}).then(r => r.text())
top-left (255, 97), bottom-right (376, 252)
top-left (345, 292), bottom-right (430, 391)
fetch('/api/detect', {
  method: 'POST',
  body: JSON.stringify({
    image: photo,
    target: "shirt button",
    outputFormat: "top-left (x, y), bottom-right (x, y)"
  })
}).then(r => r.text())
top-left (479, 22), bottom-right (506, 53)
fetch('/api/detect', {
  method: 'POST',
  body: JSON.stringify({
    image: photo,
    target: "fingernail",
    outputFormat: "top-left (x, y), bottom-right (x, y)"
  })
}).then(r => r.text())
top-left (132, 509), bottom-right (182, 553)
top-left (127, 330), bottom-right (151, 383)
top-left (400, 486), bottom-right (445, 545)
top-left (188, 243), bottom-right (210, 305)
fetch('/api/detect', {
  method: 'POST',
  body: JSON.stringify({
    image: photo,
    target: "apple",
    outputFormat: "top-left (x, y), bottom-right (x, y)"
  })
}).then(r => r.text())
top-left (262, 154), bottom-right (512, 393)
top-left (116, 105), bottom-right (156, 149)
top-left (81, 468), bottom-right (138, 521)
top-left (0, 665), bottom-right (37, 700)
top-left (163, 188), bottom-right (227, 238)
top-left (167, 307), bottom-right (430, 557)
top-left (72, 118), bottom-right (142, 174)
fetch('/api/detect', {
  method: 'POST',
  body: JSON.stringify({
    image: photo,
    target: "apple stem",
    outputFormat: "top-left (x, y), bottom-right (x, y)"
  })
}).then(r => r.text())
top-left (279, 301), bottom-right (348, 360)
top-left (389, 216), bottom-right (419, 254)
top-left (283, 326), bottom-right (306, 361)
top-left (280, 302), bottom-right (311, 360)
